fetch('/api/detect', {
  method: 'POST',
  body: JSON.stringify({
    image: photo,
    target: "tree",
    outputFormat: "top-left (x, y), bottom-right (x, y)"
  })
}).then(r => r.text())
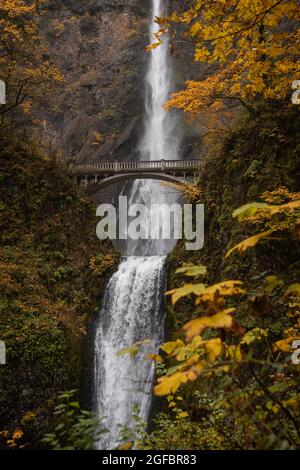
top-left (154, 0), bottom-right (300, 116)
top-left (0, 0), bottom-right (62, 119)
top-left (146, 188), bottom-right (300, 449)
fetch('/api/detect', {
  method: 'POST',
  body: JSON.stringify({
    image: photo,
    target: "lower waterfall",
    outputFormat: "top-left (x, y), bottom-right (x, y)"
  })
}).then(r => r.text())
top-left (94, 256), bottom-right (167, 449)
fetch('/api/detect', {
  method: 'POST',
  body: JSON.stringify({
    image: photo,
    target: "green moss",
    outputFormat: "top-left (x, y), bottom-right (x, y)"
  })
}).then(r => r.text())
top-left (0, 135), bottom-right (119, 447)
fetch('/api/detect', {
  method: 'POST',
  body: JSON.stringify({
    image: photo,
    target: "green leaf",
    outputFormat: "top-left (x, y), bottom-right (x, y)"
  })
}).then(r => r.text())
top-left (70, 401), bottom-right (80, 408)
top-left (55, 423), bottom-right (65, 431)
top-left (117, 346), bottom-right (139, 357)
top-left (268, 382), bottom-right (290, 394)
top-left (241, 328), bottom-right (268, 345)
top-left (117, 339), bottom-right (150, 357)
top-left (232, 202), bottom-right (269, 221)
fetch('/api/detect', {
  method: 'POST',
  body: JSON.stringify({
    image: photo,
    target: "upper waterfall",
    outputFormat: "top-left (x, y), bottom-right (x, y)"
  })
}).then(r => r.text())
top-left (140, 0), bottom-right (181, 163)
top-left (124, 0), bottom-right (181, 257)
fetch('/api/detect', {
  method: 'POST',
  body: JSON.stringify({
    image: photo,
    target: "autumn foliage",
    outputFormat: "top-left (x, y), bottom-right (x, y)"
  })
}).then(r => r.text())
top-left (148, 187), bottom-right (300, 449)
top-left (0, 0), bottom-right (62, 118)
top-left (154, 0), bottom-right (300, 116)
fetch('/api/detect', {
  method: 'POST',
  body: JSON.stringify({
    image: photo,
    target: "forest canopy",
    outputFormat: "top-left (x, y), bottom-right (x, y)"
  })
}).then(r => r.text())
top-left (152, 0), bottom-right (300, 115)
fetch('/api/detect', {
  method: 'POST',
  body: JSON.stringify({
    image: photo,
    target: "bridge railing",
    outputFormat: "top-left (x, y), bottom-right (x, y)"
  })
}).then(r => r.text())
top-left (69, 159), bottom-right (202, 175)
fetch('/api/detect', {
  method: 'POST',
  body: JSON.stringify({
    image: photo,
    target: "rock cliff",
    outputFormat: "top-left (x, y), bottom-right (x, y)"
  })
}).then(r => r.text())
top-left (38, 0), bottom-right (152, 164)
top-left (37, 0), bottom-right (206, 169)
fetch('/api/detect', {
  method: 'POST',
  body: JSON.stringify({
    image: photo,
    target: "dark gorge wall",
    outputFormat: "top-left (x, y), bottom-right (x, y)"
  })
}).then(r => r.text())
top-left (38, 0), bottom-right (152, 165)
top-left (37, 0), bottom-right (207, 169)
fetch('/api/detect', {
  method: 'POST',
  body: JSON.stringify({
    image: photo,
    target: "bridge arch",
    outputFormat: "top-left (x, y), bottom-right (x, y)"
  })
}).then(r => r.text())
top-left (71, 159), bottom-right (202, 193)
top-left (85, 172), bottom-right (190, 193)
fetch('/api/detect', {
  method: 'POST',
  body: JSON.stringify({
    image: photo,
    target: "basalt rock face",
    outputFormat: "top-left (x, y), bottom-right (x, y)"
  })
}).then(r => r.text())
top-left (38, 0), bottom-right (208, 170)
top-left (39, 0), bottom-right (152, 165)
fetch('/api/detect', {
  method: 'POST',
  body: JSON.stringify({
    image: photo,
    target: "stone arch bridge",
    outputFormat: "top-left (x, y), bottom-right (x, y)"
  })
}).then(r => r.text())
top-left (70, 159), bottom-right (202, 192)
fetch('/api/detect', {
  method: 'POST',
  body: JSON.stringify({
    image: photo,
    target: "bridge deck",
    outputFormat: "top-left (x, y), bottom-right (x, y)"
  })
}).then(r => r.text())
top-left (70, 159), bottom-right (202, 176)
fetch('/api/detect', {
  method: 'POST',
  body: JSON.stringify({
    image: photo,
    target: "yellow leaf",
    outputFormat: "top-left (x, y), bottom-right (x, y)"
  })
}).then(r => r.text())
top-left (225, 345), bottom-right (245, 362)
top-left (155, 362), bottom-right (205, 396)
top-left (117, 346), bottom-right (139, 357)
top-left (226, 230), bottom-right (273, 258)
top-left (160, 339), bottom-right (185, 355)
top-left (176, 264), bottom-right (207, 277)
top-left (233, 203), bottom-right (269, 221)
top-left (284, 284), bottom-right (300, 298)
top-left (146, 353), bottom-right (162, 362)
top-left (118, 442), bottom-right (133, 450)
top-left (264, 275), bottom-right (284, 293)
top-left (177, 411), bottom-right (189, 418)
top-left (283, 397), bottom-right (299, 409)
top-left (196, 281), bottom-right (246, 304)
top-left (154, 372), bottom-right (190, 396)
top-left (273, 336), bottom-right (297, 353)
top-left (241, 328), bottom-right (268, 345)
top-left (117, 339), bottom-right (150, 357)
top-left (203, 338), bottom-right (223, 363)
top-left (183, 308), bottom-right (236, 341)
top-left (166, 283), bottom-right (206, 305)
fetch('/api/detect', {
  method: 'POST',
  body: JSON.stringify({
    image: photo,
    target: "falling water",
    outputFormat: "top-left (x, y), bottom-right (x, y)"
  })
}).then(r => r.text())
top-left (94, 256), bottom-right (166, 449)
top-left (141, 0), bottom-right (180, 162)
top-left (94, 0), bottom-right (181, 449)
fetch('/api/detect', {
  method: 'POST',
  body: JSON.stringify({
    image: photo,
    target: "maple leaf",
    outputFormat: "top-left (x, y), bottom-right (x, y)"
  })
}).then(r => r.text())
top-left (183, 308), bottom-right (244, 342)
top-left (273, 336), bottom-right (298, 353)
top-left (155, 363), bottom-right (204, 396)
top-left (202, 338), bottom-right (223, 363)
top-left (225, 230), bottom-right (273, 258)
top-left (117, 340), bottom-right (151, 357)
top-left (154, 371), bottom-right (190, 396)
top-left (196, 281), bottom-right (246, 304)
top-left (176, 264), bottom-right (207, 277)
top-left (166, 283), bottom-right (206, 305)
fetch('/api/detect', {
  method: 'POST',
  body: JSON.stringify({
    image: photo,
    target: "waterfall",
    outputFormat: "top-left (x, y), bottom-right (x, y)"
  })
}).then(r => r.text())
top-left (94, 256), bottom-right (166, 449)
top-left (141, 0), bottom-right (180, 163)
top-left (94, 0), bottom-right (181, 449)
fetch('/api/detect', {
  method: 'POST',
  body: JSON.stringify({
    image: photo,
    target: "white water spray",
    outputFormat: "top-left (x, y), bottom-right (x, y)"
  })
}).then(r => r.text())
top-left (94, 256), bottom-right (166, 449)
